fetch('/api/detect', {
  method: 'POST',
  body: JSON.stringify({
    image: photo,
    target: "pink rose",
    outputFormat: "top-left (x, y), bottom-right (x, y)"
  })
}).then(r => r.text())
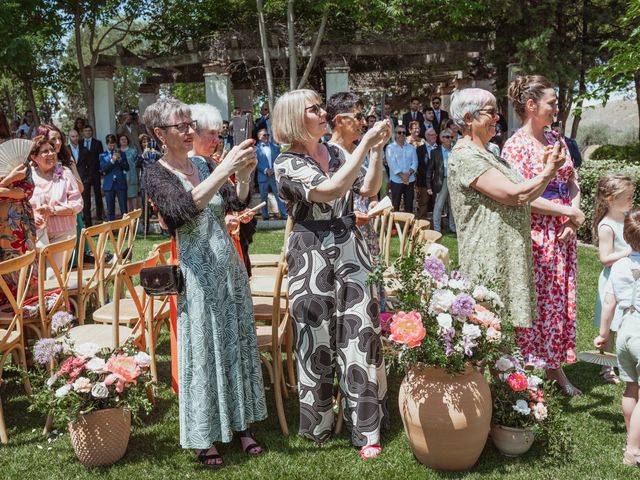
top-left (105, 355), bottom-right (141, 392)
top-left (389, 311), bottom-right (426, 348)
top-left (507, 372), bottom-right (529, 391)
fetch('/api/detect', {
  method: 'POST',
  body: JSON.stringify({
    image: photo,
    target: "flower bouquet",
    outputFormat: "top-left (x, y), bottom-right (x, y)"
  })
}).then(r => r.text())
top-left (23, 312), bottom-right (153, 467)
top-left (371, 246), bottom-right (514, 471)
top-left (490, 353), bottom-right (570, 457)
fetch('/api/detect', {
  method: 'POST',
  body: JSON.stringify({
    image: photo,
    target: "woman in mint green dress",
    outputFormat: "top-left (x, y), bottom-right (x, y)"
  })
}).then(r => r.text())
top-left (142, 99), bottom-right (266, 468)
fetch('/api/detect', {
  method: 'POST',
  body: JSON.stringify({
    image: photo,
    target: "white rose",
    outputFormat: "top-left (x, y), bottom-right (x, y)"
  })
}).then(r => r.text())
top-left (85, 357), bottom-right (106, 373)
top-left (486, 327), bottom-right (501, 343)
top-left (46, 375), bottom-right (58, 388)
top-left (74, 342), bottom-right (100, 359)
top-left (495, 357), bottom-right (514, 372)
top-left (436, 313), bottom-right (453, 329)
top-left (429, 289), bottom-right (456, 314)
top-left (134, 351), bottom-right (152, 368)
top-left (72, 377), bottom-right (92, 393)
top-left (55, 384), bottom-right (72, 398)
top-left (462, 322), bottom-right (482, 340)
top-left (532, 402), bottom-right (548, 421)
top-left (472, 285), bottom-right (489, 301)
top-left (512, 399), bottom-right (531, 415)
top-left (527, 375), bottom-right (544, 390)
top-left (487, 290), bottom-right (505, 309)
top-left (448, 279), bottom-right (466, 291)
top-left (91, 382), bottom-right (109, 399)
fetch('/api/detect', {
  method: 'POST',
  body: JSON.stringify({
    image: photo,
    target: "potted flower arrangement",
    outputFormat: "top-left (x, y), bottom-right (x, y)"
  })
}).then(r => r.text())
top-left (490, 353), bottom-right (559, 457)
top-left (373, 248), bottom-right (514, 471)
top-left (26, 312), bottom-right (153, 467)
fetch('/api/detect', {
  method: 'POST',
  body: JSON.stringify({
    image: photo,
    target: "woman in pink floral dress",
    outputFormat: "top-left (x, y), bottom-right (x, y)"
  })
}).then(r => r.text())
top-left (502, 75), bottom-right (586, 396)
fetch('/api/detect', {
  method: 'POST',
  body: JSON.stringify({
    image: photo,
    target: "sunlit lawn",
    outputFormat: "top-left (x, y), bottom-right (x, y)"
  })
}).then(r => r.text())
top-left (0, 232), bottom-right (631, 479)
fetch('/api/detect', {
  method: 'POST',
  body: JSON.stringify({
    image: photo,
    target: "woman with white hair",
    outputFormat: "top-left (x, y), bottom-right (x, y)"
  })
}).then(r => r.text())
top-left (189, 103), bottom-right (257, 273)
top-left (273, 89), bottom-right (391, 459)
top-left (446, 88), bottom-right (566, 330)
top-left (142, 98), bottom-right (265, 468)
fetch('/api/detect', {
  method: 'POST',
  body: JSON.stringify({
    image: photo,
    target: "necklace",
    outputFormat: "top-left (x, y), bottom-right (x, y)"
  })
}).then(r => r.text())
top-left (162, 158), bottom-right (195, 177)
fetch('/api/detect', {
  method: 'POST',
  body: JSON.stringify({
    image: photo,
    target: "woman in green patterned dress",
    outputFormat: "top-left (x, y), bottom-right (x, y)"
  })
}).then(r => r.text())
top-left (446, 88), bottom-right (568, 328)
top-left (142, 99), bottom-right (266, 468)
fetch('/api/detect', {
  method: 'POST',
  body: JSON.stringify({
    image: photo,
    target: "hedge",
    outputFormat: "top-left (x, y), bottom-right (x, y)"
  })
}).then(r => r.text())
top-left (590, 144), bottom-right (640, 164)
top-left (577, 158), bottom-right (640, 243)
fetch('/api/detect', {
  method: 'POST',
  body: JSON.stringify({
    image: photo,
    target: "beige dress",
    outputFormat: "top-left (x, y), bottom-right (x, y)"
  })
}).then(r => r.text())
top-left (447, 138), bottom-right (536, 327)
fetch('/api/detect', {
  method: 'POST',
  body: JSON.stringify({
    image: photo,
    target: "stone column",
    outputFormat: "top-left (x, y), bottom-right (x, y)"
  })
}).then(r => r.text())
top-left (92, 65), bottom-right (116, 144)
top-left (438, 85), bottom-right (455, 113)
top-left (138, 83), bottom-right (159, 118)
top-left (233, 84), bottom-right (254, 113)
top-left (507, 63), bottom-right (521, 136)
top-left (325, 63), bottom-right (350, 100)
top-left (203, 63), bottom-right (231, 120)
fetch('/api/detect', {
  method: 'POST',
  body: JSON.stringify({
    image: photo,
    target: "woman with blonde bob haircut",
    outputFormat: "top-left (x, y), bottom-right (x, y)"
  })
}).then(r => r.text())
top-left (447, 87), bottom-right (566, 341)
top-left (273, 89), bottom-right (391, 459)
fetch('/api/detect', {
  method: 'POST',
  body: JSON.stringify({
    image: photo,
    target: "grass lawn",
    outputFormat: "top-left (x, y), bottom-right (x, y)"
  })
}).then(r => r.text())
top-left (0, 232), bottom-right (633, 479)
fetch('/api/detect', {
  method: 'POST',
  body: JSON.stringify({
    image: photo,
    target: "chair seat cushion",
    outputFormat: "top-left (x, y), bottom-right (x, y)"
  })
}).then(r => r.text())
top-left (250, 254), bottom-right (281, 267)
top-left (0, 328), bottom-right (20, 347)
top-left (93, 300), bottom-right (141, 325)
top-left (256, 324), bottom-right (272, 349)
top-left (250, 275), bottom-right (288, 297)
top-left (63, 324), bottom-right (133, 350)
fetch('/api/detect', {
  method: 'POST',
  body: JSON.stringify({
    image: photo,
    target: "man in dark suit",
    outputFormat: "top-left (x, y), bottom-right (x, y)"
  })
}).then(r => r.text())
top-left (80, 125), bottom-right (104, 225)
top-left (255, 128), bottom-right (286, 220)
top-left (431, 96), bottom-right (449, 133)
top-left (402, 97), bottom-right (424, 134)
top-left (426, 128), bottom-right (455, 233)
top-left (415, 128), bottom-right (439, 220)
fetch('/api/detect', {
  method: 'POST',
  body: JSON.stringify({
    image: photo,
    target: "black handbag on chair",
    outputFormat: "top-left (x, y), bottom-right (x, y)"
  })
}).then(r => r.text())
top-left (139, 195), bottom-right (186, 296)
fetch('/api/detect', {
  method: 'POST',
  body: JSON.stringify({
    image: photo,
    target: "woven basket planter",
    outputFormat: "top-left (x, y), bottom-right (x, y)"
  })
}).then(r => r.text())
top-left (68, 408), bottom-right (131, 467)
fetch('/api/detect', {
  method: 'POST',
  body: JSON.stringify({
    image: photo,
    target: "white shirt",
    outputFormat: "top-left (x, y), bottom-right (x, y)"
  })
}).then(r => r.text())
top-left (260, 142), bottom-right (273, 171)
top-left (69, 143), bottom-right (79, 162)
top-left (385, 142), bottom-right (418, 184)
top-left (606, 253), bottom-right (640, 311)
top-left (16, 123), bottom-right (36, 138)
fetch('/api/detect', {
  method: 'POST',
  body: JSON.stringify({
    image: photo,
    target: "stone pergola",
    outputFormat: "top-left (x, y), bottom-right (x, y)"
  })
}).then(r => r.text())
top-left (91, 35), bottom-right (504, 142)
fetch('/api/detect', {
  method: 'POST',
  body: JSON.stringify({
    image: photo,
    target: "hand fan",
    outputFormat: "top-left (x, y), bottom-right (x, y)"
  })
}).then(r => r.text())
top-left (367, 196), bottom-right (393, 216)
top-left (577, 349), bottom-right (618, 367)
top-left (0, 139), bottom-right (32, 177)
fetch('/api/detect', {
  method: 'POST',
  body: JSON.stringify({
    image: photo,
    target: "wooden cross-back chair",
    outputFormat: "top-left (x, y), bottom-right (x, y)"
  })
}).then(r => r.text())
top-left (0, 250), bottom-right (35, 444)
top-left (250, 217), bottom-right (294, 270)
top-left (67, 254), bottom-right (159, 354)
top-left (254, 261), bottom-right (291, 435)
top-left (121, 209), bottom-right (142, 264)
top-left (383, 211), bottom-right (415, 264)
top-left (99, 217), bottom-right (131, 305)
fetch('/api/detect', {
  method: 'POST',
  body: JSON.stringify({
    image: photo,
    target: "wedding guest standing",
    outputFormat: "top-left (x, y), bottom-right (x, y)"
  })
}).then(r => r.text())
top-left (502, 75), bottom-right (585, 396)
top-left (273, 89), bottom-right (390, 459)
top-left (100, 134), bottom-right (129, 220)
top-left (80, 125), bottom-right (104, 224)
top-left (256, 128), bottom-right (286, 221)
top-left (118, 133), bottom-right (141, 212)
top-left (385, 125), bottom-right (417, 213)
top-left (142, 98), bottom-right (266, 467)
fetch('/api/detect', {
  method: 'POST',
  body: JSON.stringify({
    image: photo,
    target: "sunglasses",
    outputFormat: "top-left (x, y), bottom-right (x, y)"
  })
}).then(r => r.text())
top-left (305, 104), bottom-right (324, 115)
top-left (160, 120), bottom-right (198, 133)
top-left (396, 131), bottom-right (407, 135)
top-left (441, 135), bottom-right (453, 139)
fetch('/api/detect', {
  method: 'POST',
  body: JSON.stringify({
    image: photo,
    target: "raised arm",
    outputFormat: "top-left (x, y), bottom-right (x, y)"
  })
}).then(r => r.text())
top-left (359, 142), bottom-right (385, 198)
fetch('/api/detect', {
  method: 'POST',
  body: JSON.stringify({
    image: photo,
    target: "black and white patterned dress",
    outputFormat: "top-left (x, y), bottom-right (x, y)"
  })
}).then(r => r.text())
top-left (274, 143), bottom-right (388, 447)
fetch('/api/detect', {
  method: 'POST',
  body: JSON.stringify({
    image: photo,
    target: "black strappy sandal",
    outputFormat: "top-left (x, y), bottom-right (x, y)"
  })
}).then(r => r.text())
top-left (196, 448), bottom-right (223, 468)
top-left (238, 429), bottom-right (264, 456)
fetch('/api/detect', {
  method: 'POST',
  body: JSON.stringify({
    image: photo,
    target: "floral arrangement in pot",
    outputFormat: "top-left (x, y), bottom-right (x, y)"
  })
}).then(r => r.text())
top-left (20, 312), bottom-right (153, 467)
top-left (371, 246), bottom-right (514, 471)
top-left (490, 353), bottom-right (570, 458)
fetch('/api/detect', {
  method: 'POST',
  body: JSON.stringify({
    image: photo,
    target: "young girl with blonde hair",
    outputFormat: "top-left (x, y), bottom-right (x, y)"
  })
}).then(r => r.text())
top-left (593, 173), bottom-right (635, 384)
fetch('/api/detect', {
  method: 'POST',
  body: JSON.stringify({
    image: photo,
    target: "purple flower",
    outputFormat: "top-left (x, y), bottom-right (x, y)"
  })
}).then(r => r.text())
top-left (462, 336), bottom-right (477, 356)
top-left (33, 338), bottom-right (62, 365)
top-left (450, 293), bottom-right (476, 318)
top-left (51, 311), bottom-right (73, 333)
top-left (443, 328), bottom-right (456, 357)
top-left (450, 270), bottom-right (463, 280)
top-left (423, 257), bottom-right (446, 282)
top-left (524, 355), bottom-right (547, 370)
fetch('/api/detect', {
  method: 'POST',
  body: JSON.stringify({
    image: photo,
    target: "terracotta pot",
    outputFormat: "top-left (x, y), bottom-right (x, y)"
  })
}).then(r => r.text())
top-left (68, 408), bottom-right (131, 467)
top-left (490, 424), bottom-right (535, 457)
top-left (398, 364), bottom-right (492, 471)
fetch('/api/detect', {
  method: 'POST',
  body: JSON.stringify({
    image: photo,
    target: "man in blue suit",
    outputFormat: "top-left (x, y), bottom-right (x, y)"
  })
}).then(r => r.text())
top-left (256, 128), bottom-right (287, 220)
top-left (99, 134), bottom-right (129, 221)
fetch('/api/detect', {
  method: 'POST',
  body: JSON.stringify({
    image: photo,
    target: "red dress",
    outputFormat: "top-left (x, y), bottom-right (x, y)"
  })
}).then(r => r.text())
top-left (502, 129), bottom-right (577, 369)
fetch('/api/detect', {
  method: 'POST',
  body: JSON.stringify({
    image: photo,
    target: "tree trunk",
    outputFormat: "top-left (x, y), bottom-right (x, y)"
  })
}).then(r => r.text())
top-left (557, 81), bottom-right (573, 130)
top-left (570, 0), bottom-right (588, 139)
top-left (287, 0), bottom-right (297, 90)
top-left (570, 68), bottom-right (586, 139)
top-left (22, 77), bottom-right (39, 127)
top-left (256, 0), bottom-right (275, 112)
top-left (297, 8), bottom-right (329, 90)
top-left (635, 70), bottom-right (640, 141)
top-left (74, 7), bottom-right (95, 127)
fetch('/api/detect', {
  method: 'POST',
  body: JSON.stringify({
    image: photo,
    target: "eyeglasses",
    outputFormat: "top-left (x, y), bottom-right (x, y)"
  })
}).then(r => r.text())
top-left (478, 107), bottom-right (498, 117)
top-left (160, 120), bottom-right (198, 133)
top-left (441, 135), bottom-right (453, 139)
top-left (305, 104), bottom-right (325, 115)
top-left (396, 131), bottom-right (407, 135)
top-left (338, 112), bottom-right (365, 121)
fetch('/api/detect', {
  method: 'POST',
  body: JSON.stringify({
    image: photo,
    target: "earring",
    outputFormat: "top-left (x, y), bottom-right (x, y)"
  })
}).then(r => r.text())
top-left (161, 143), bottom-right (168, 155)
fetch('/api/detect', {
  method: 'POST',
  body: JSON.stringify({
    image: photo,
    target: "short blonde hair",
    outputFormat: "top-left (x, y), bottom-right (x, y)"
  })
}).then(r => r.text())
top-left (272, 89), bottom-right (322, 145)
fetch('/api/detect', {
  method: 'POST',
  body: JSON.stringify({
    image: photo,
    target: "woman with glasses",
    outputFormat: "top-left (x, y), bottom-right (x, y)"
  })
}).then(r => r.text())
top-left (502, 76), bottom-right (585, 396)
top-left (447, 88), bottom-right (566, 346)
top-left (273, 89), bottom-right (390, 459)
top-left (100, 133), bottom-right (129, 220)
top-left (142, 99), bottom-right (265, 468)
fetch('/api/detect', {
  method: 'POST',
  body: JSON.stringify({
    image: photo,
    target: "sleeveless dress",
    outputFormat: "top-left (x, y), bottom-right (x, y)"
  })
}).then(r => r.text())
top-left (173, 157), bottom-right (267, 448)
top-left (594, 218), bottom-right (629, 331)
